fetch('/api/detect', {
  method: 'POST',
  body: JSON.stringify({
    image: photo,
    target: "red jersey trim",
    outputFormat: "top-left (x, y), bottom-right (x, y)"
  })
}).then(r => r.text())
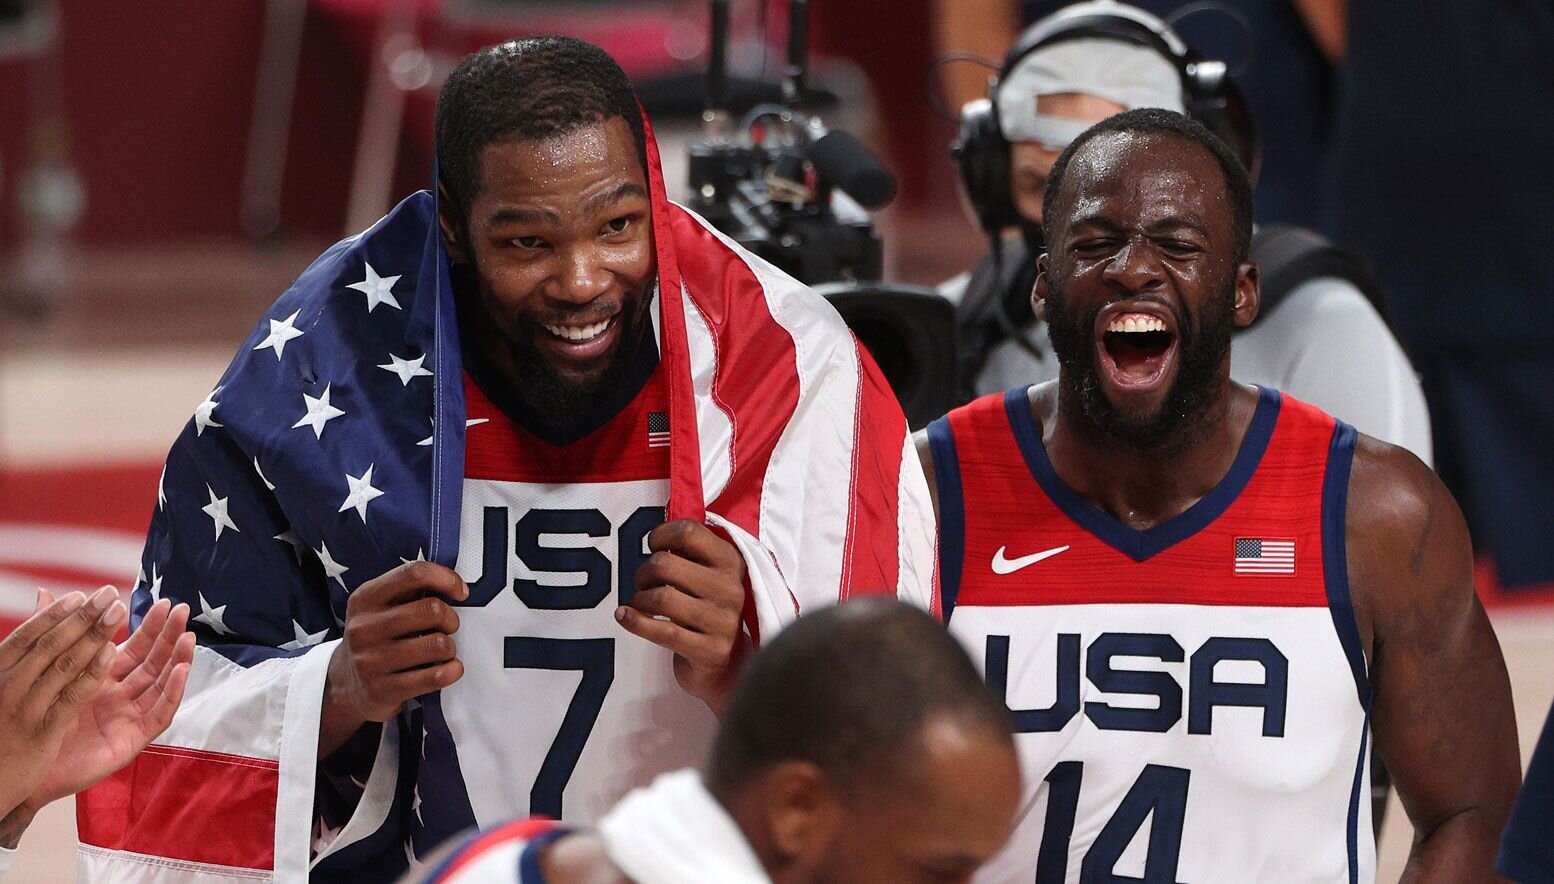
top-left (462, 369), bottom-right (671, 485)
top-left (428, 817), bottom-right (566, 883)
top-left (942, 387), bottom-right (1347, 612)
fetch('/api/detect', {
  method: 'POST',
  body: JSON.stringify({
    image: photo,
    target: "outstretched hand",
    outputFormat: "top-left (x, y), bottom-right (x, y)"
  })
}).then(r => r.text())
top-left (24, 594), bottom-right (194, 811)
top-left (0, 587), bottom-right (126, 819)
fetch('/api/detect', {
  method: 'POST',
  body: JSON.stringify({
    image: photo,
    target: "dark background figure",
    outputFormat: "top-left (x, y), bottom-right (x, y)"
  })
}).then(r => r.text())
top-left (1499, 701), bottom-right (1554, 882)
top-left (1330, 0), bottom-right (1554, 589)
top-left (1021, 0), bottom-right (1339, 228)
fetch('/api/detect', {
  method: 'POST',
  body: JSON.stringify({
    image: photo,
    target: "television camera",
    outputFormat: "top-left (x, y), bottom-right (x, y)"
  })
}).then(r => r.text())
top-left (684, 0), bottom-right (959, 428)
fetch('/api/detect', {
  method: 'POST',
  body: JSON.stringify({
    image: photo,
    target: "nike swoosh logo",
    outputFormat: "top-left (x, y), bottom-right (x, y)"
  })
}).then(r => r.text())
top-left (991, 544), bottom-right (1071, 575)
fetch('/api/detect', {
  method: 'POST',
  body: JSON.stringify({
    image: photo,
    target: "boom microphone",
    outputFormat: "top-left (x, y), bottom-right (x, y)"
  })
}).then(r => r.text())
top-left (808, 129), bottom-right (896, 210)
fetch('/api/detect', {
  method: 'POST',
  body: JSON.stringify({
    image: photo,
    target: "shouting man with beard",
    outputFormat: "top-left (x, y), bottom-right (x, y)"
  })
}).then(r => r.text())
top-left (78, 37), bottom-right (934, 881)
top-left (917, 109), bottom-right (1520, 882)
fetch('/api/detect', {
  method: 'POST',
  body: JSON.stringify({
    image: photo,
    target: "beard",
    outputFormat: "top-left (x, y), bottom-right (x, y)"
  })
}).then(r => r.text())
top-left (455, 261), bottom-right (655, 425)
top-left (1044, 276), bottom-right (1235, 451)
top-left (505, 293), bottom-right (651, 424)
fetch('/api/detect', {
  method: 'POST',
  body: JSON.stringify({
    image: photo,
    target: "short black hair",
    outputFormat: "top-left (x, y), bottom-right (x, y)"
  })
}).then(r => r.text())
top-left (706, 598), bottom-right (1013, 801)
top-left (434, 36), bottom-right (648, 212)
top-left (1042, 108), bottom-right (1254, 261)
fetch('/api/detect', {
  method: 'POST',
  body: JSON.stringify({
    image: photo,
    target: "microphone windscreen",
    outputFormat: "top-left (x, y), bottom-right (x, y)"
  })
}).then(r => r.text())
top-left (809, 129), bottom-right (897, 210)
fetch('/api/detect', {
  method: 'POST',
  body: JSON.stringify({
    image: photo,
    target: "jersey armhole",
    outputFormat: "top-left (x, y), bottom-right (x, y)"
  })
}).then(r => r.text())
top-left (1320, 420), bottom-right (1370, 709)
top-left (926, 416), bottom-right (967, 620)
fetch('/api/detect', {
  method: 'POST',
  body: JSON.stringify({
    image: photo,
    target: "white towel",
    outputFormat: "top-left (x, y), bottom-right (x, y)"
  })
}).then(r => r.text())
top-left (598, 769), bottom-right (769, 884)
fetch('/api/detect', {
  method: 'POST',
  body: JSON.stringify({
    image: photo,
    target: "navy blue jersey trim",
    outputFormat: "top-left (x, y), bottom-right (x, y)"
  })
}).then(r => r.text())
top-left (927, 415), bottom-right (967, 620)
top-left (1346, 712), bottom-right (1371, 884)
top-left (1321, 421), bottom-right (1371, 707)
top-left (1005, 385), bottom-right (1282, 561)
top-left (517, 829), bottom-right (569, 883)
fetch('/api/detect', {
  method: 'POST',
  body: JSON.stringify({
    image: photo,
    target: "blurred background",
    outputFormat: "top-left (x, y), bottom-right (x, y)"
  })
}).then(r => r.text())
top-left (0, 0), bottom-right (1549, 879)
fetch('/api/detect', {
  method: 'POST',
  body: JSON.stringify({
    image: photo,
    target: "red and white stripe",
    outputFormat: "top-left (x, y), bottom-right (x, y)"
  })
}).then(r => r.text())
top-left (0, 524), bottom-right (143, 635)
top-left (667, 205), bottom-right (935, 638)
top-left (78, 639), bottom-right (336, 881)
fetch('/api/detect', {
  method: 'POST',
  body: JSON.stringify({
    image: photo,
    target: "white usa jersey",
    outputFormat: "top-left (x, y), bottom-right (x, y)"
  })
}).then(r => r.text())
top-left (438, 356), bottom-right (716, 829)
top-left (929, 388), bottom-right (1374, 883)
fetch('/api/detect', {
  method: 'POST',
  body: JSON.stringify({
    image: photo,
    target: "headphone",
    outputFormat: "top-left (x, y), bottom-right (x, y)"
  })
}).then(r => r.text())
top-left (951, 1), bottom-right (1260, 236)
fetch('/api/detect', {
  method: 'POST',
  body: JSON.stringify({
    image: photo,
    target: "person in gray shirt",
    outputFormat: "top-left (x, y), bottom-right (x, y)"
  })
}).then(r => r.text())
top-left (944, 1), bottom-right (1431, 465)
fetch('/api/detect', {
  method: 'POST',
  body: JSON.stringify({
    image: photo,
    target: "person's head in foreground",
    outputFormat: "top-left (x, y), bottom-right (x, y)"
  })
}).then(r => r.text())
top-left (1035, 107), bottom-right (1257, 451)
top-left (425, 598), bottom-right (1020, 884)
top-left (705, 597), bottom-right (1020, 883)
top-left (434, 35), bottom-right (655, 424)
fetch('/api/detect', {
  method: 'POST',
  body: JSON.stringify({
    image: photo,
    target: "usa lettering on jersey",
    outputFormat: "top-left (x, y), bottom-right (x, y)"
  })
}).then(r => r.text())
top-left (931, 388), bottom-right (1374, 884)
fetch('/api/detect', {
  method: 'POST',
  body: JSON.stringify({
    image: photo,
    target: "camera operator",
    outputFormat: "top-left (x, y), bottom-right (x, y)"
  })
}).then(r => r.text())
top-left (943, 1), bottom-right (1433, 465)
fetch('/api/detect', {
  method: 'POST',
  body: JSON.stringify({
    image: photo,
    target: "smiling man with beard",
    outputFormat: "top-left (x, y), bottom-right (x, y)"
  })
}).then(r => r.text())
top-left (77, 37), bottom-right (934, 881)
top-left (917, 109), bottom-right (1519, 882)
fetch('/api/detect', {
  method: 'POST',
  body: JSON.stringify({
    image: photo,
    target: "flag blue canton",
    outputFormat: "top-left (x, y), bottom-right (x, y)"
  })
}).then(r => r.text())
top-left (132, 191), bottom-right (482, 862)
top-left (135, 192), bottom-right (464, 657)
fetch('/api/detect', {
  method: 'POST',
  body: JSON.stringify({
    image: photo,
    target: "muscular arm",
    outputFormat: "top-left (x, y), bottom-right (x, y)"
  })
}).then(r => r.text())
top-left (1292, 0), bottom-right (1347, 64)
top-left (933, 0), bottom-right (1019, 112)
top-left (1347, 438), bottom-right (1519, 882)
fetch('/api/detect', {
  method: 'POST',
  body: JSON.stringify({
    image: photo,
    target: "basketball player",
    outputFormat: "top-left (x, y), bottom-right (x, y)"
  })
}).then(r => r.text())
top-left (80, 37), bottom-right (933, 880)
top-left (417, 599), bottom-right (1020, 884)
top-left (919, 109), bottom-right (1520, 881)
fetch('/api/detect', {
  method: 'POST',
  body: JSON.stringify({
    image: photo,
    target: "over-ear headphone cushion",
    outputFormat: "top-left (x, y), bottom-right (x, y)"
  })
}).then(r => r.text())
top-left (950, 2), bottom-right (1261, 235)
top-left (953, 99), bottom-right (1019, 234)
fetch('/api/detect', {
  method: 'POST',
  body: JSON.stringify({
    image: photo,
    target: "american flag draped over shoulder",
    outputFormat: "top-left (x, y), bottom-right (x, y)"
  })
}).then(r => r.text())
top-left (74, 116), bottom-right (935, 882)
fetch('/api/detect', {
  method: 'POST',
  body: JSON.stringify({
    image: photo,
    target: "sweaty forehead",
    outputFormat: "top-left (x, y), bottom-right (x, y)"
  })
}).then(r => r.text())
top-left (475, 118), bottom-right (643, 198)
top-left (1056, 131), bottom-right (1230, 232)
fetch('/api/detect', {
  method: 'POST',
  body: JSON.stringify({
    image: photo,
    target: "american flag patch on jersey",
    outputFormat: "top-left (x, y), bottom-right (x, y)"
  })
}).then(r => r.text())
top-left (1234, 538), bottom-right (1296, 575)
top-left (648, 411), bottom-right (670, 449)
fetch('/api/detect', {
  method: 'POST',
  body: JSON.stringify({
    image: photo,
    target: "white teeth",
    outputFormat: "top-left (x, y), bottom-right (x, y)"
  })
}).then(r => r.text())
top-left (543, 318), bottom-right (611, 342)
top-left (1106, 314), bottom-right (1167, 334)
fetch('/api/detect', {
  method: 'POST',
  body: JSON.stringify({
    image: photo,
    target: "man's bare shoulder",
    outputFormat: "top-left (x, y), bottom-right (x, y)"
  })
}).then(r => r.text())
top-left (541, 831), bottom-right (632, 884)
top-left (1347, 432), bottom-right (1442, 538)
top-left (1346, 432), bottom-right (1459, 555)
top-left (1344, 431), bottom-right (1474, 650)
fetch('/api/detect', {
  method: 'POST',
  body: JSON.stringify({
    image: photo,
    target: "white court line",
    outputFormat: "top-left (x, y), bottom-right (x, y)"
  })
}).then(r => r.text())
top-left (0, 573), bottom-right (112, 617)
top-left (0, 523), bottom-right (144, 576)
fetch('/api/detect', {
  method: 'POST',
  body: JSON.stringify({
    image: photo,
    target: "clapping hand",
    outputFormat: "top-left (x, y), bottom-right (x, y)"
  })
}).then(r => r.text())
top-left (0, 588), bottom-right (193, 835)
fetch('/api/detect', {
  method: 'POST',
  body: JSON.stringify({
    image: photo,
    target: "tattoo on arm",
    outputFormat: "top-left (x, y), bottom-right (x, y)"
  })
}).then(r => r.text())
top-left (1406, 499), bottom-right (1434, 578)
top-left (1353, 442), bottom-right (1519, 879)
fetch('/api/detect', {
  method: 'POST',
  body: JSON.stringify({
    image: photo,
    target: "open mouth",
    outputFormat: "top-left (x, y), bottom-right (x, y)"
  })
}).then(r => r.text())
top-left (543, 318), bottom-right (612, 342)
top-left (536, 314), bottom-right (619, 364)
top-left (1097, 309), bottom-right (1177, 392)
